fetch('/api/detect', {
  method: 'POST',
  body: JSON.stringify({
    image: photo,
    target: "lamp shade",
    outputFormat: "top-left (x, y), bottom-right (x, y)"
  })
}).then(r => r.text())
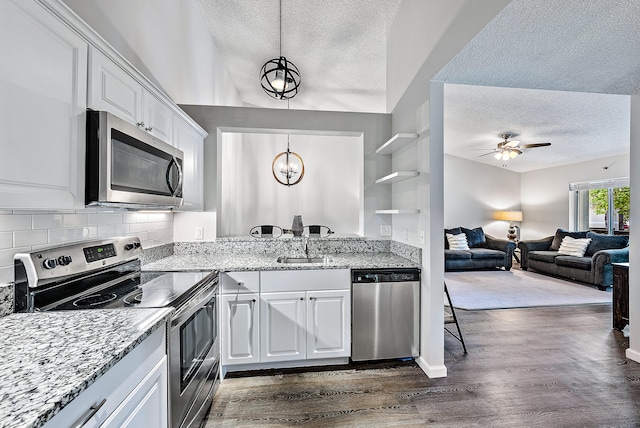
top-left (493, 211), bottom-right (523, 222)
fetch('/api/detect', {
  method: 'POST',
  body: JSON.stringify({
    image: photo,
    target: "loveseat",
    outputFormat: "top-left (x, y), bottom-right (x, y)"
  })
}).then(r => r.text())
top-left (518, 228), bottom-right (629, 290)
top-left (445, 227), bottom-right (517, 271)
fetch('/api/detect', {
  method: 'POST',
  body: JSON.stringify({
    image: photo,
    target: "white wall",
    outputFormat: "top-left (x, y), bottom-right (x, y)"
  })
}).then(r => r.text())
top-left (520, 153), bottom-right (630, 239)
top-left (444, 155), bottom-right (521, 238)
top-left (62, 0), bottom-right (241, 106)
top-left (219, 133), bottom-right (362, 237)
top-left (181, 105), bottom-right (391, 238)
top-left (627, 92), bottom-right (640, 364)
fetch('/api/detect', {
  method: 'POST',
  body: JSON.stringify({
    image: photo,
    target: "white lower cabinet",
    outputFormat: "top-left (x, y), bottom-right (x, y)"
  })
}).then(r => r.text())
top-left (222, 269), bottom-right (351, 369)
top-left (44, 326), bottom-right (168, 427)
top-left (306, 289), bottom-right (351, 359)
top-left (221, 293), bottom-right (260, 365)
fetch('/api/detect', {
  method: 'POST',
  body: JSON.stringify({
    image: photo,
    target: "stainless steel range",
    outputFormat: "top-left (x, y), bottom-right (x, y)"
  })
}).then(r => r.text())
top-left (13, 236), bottom-right (219, 428)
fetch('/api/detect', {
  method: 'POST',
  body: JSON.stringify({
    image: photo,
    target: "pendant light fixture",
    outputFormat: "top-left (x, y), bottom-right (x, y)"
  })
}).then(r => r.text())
top-left (260, 0), bottom-right (301, 100)
top-left (272, 134), bottom-right (304, 186)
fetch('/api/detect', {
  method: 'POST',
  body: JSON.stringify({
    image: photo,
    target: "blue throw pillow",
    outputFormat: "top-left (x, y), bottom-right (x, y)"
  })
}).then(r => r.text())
top-left (585, 231), bottom-right (629, 256)
top-left (550, 228), bottom-right (589, 251)
top-left (444, 227), bottom-right (462, 249)
top-left (462, 227), bottom-right (486, 248)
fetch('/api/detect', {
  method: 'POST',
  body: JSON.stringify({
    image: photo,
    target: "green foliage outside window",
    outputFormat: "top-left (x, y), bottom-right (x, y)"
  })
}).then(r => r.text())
top-left (589, 187), bottom-right (630, 225)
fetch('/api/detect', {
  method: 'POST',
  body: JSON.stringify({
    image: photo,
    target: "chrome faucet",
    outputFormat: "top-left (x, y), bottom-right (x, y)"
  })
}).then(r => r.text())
top-left (302, 236), bottom-right (310, 257)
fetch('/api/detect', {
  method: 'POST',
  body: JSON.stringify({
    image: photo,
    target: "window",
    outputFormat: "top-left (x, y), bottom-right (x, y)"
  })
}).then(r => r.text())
top-left (570, 178), bottom-right (629, 235)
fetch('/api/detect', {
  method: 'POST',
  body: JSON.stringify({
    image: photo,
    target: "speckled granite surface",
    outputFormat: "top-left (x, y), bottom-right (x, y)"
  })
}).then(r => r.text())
top-left (146, 237), bottom-right (421, 272)
top-left (0, 284), bottom-right (12, 317)
top-left (143, 252), bottom-right (419, 272)
top-left (0, 308), bottom-right (172, 428)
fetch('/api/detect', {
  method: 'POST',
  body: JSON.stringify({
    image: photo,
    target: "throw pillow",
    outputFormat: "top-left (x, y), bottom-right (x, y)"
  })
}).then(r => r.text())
top-left (550, 228), bottom-right (589, 251)
top-left (446, 233), bottom-right (470, 251)
top-left (444, 227), bottom-right (462, 250)
top-left (557, 236), bottom-right (592, 257)
top-left (584, 231), bottom-right (629, 256)
top-left (461, 227), bottom-right (486, 248)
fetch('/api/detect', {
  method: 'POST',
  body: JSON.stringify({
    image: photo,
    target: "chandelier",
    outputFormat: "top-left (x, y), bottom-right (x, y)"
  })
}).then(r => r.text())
top-left (259, 0), bottom-right (301, 100)
top-left (272, 135), bottom-right (304, 186)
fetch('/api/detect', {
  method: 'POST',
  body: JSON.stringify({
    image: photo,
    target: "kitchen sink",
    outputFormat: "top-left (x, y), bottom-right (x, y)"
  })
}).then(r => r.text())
top-left (277, 256), bottom-right (331, 264)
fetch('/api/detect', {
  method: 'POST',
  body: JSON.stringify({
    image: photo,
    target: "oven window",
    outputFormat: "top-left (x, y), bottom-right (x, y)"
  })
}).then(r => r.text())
top-left (180, 297), bottom-right (216, 390)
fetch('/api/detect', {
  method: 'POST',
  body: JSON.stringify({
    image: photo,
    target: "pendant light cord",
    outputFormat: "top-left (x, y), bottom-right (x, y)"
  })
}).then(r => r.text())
top-left (279, 0), bottom-right (282, 57)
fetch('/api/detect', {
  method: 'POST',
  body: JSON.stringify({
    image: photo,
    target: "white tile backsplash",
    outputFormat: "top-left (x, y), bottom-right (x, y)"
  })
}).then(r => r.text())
top-left (0, 209), bottom-right (174, 285)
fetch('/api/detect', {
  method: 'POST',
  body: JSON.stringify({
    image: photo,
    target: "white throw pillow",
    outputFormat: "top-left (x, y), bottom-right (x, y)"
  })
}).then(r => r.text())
top-left (446, 233), bottom-right (470, 251)
top-left (557, 236), bottom-right (592, 257)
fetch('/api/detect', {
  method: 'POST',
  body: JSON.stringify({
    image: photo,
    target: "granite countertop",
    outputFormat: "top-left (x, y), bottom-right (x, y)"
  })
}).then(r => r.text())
top-left (0, 308), bottom-right (173, 428)
top-left (142, 252), bottom-right (420, 272)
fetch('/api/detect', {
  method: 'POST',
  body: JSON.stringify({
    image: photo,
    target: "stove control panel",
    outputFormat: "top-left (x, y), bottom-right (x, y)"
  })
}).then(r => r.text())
top-left (14, 236), bottom-right (144, 288)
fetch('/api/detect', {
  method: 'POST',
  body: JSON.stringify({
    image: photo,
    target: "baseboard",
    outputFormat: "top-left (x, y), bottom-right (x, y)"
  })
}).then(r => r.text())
top-left (626, 347), bottom-right (640, 363)
top-left (416, 355), bottom-right (447, 378)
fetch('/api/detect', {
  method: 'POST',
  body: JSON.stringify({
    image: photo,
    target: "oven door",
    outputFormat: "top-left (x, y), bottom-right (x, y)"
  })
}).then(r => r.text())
top-left (87, 111), bottom-right (184, 207)
top-left (170, 281), bottom-right (219, 428)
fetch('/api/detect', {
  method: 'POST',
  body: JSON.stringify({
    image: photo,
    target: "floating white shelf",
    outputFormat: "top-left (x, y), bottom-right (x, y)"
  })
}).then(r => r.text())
top-left (375, 209), bottom-right (421, 214)
top-left (375, 171), bottom-right (419, 184)
top-left (375, 133), bottom-right (419, 155)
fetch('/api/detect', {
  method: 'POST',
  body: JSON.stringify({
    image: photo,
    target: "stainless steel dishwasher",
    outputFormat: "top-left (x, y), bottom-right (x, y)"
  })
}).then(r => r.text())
top-left (351, 268), bottom-right (420, 361)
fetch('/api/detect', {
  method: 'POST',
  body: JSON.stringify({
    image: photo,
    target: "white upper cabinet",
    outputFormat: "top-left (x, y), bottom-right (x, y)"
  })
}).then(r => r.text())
top-left (88, 46), bottom-right (142, 125)
top-left (0, 0), bottom-right (87, 209)
top-left (173, 115), bottom-right (205, 211)
top-left (142, 90), bottom-right (173, 143)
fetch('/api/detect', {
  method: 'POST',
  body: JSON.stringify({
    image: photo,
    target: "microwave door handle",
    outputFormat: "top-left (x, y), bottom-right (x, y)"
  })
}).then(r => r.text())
top-left (174, 157), bottom-right (183, 197)
top-left (165, 158), bottom-right (176, 195)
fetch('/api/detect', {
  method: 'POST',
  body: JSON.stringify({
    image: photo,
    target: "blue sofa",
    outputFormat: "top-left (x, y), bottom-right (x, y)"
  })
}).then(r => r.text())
top-left (518, 229), bottom-right (629, 290)
top-left (445, 227), bottom-right (517, 271)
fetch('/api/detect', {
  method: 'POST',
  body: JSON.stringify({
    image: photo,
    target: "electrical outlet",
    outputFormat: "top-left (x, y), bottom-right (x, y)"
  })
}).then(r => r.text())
top-left (380, 225), bottom-right (392, 237)
top-left (419, 230), bottom-right (425, 244)
top-left (195, 227), bottom-right (204, 240)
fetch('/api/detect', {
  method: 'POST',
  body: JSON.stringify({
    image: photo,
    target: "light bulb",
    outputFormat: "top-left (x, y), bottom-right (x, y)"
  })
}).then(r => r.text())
top-left (494, 152), bottom-right (502, 160)
top-left (271, 69), bottom-right (287, 91)
top-left (509, 150), bottom-right (518, 159)
top-left (501, 151), bottom-right (510, 161)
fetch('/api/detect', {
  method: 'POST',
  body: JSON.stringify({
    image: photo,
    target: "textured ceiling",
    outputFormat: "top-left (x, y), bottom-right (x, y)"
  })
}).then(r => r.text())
top-left (444, 84), bottom-right (630, 173)
top-left (436, 0), bottom-right (639, 172)
top-left (194, 0), bottom-right (402, 113)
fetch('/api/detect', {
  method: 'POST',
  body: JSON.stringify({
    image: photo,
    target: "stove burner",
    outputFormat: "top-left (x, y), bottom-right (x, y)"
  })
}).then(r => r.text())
top-left (123, 289), bottom-right (172, 306)
top-left (72, 293), bottom-right (118, 307)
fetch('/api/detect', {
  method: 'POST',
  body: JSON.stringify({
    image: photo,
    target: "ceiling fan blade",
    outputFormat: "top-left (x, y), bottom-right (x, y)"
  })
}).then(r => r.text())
top-left (521, 142), bottom-right (551, 149)
top-left (478, 151), bottom-right (498, 157)
top-left (512, 149), bottom-right (522, 155)
top-left (504, 140), bottom-right (520, 148)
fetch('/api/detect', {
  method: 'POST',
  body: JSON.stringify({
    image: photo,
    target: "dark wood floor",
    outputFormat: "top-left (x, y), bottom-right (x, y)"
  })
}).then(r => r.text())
top-left (205, 304), bottom-right (640, 427)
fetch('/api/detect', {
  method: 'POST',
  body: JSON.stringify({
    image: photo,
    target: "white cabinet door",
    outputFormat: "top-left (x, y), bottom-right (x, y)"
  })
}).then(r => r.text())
top-left (142, 89), bottom-right (173, 143)
top-left (221, 293), bottom-right (260, 365)
top-left (88, 46), bottom-right (142, 125)
top-left (0, 0), bottom-right (87, 209)
top-left (173, 115), bottom-right (204, 211)
top-left (260, 292), bottom-right (306, 362)
top-left (306, 289), bottom-right (351, 359)
top-left (102, 356), bottom-right (168, 428)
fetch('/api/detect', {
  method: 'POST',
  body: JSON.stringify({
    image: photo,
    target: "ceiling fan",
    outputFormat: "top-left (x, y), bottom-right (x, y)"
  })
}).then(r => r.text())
top-left (479, 133), bottom-right (552, 161)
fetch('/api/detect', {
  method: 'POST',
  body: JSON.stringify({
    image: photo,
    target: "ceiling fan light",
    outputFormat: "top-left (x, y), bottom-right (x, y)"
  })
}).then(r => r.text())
top-left (501, 151), bottom-right (510, 161)
top-left (509, 150), bottom-right (518, 159)
top-left (494, 152), bottom-right (502, 160)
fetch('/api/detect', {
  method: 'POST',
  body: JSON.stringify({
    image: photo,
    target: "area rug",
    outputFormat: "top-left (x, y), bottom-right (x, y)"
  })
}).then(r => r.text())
top-left (445, 269), bottom-right (611, 310)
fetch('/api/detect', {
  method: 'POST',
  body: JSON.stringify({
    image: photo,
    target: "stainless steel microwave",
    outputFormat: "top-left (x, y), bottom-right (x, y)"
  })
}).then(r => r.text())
top-left (86, 111), bottom-right (184, 208)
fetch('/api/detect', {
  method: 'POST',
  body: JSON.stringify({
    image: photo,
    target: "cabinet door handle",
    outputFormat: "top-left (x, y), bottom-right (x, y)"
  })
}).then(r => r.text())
top-left (309, 297), bottom-right (315, 300)
top-left (252, 299), bottom-right (256, 302)
top-left (71, 398), bottom-right (106, 428)
top-left (136, 122), bottom-right (145, 127)
top-left (300, 297), bottom-right (304, 300)
top-left (237, 281), bottom-right (244, 287)
top-left (145, 126), bottom-right (153, 132)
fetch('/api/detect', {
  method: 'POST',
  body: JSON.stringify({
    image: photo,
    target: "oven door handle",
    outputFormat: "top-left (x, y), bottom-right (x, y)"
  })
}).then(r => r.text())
top-left (171, 283), bottom-right (218, 328)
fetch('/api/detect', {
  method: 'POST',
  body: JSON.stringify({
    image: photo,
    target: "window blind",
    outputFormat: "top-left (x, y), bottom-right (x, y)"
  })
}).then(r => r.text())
top-left (569, 177), bottom-right (629, 191)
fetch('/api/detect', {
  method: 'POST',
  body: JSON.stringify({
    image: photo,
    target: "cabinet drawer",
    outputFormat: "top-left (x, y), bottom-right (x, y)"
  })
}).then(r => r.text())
top-left (260, 269), bottom-right (350, 293)
top-left (220, 271), bottom-right (260, 293)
